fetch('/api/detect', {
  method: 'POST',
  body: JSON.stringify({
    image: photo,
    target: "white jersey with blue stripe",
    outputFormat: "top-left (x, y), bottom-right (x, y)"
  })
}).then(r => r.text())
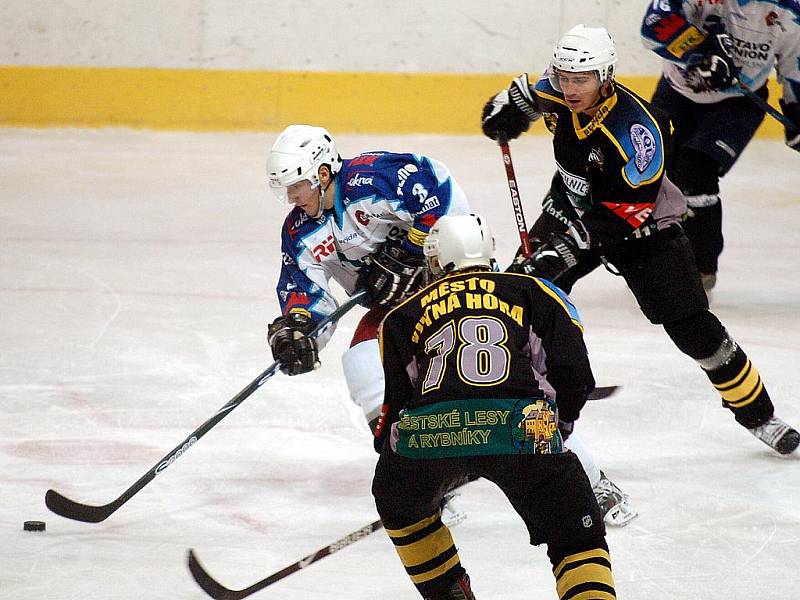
top-left (276, 151), bottom-right (469, 347)
top-left (642, 0), bottom-right (800, 104)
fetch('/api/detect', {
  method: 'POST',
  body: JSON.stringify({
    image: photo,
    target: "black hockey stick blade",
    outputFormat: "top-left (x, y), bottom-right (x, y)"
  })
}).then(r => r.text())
top-left (45, 489), bottom-right (120, 523)
top-left (45, 291), bottom-right (367, 524)
top-left (188, 518), bottom-right (385, 599)
top-left (588, 385), bottom-right (620, 401)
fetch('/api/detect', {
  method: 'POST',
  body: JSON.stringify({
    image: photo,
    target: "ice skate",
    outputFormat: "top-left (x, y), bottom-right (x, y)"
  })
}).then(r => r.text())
top-left (441, 491), bottom-right (467, 528)
top-left (748, 416), bottom-right (800, 455)
top-left (593, 471), bottom-right (638, 527)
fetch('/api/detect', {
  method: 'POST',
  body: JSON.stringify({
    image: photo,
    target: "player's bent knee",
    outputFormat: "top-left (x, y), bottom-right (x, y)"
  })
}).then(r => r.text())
top-left (663, 310), bottom-right (726, 359)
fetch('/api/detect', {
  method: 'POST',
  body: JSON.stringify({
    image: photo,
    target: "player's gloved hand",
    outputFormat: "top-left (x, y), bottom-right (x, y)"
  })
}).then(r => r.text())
top-left (779, 100), bottom-right (800, 153)
top-left (481, 74), bottom-right (541, 142)
top-left (356, 238), bottom-right (425, 307)
top-left (506, 222), bottom-right (590, 281)
top-left (558, 419), bottom-right (574, 441)
top-left (268, 311), bottom-right (320, 376)
top-left (684, 22), bottom-right (737, 92)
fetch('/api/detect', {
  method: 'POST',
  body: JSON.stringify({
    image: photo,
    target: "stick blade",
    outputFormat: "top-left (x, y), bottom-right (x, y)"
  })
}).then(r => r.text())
top-left (587, 385), bottom-right (620, 401)
top-left (45, 489), bottom-right (113, 523)
top-left (188, 549), bottom-right (243, 600)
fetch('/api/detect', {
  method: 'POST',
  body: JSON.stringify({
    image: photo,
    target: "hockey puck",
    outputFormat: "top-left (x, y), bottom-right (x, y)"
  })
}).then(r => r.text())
top-left (23, 520), bottom-right (46, 532)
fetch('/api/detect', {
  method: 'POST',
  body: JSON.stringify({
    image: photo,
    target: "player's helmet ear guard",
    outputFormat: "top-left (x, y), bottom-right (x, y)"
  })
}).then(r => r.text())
top-left (424, 214), bottom-right (495, 277)
top-left (550, 24), bottom-right (617, 86)
top-left (266, 124), bottom-right (343, 202)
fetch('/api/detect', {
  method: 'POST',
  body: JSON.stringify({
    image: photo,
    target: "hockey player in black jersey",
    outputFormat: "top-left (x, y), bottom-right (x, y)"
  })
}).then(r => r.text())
top-left (480, 24), bottom-right (799, 455)
top-left (372, 214), bottom-right (615, 600)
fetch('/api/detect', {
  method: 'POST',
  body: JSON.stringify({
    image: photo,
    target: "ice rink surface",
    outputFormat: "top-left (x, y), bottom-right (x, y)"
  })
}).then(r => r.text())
top-left (2, 127), bottom-right (799, 599)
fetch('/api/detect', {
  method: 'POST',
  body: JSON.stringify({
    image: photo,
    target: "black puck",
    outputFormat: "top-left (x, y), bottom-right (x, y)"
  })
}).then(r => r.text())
top-left (23, 520), bottom-right (46, 532)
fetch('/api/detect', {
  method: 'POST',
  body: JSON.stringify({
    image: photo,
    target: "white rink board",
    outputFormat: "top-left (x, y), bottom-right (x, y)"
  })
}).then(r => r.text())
top-left (0, 1), bottom-right (662, 74)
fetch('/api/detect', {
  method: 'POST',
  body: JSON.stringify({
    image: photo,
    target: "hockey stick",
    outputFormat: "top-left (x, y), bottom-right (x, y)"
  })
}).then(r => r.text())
top-left (188, 519), bottom-right (384, 599)
top-left (497, 142), bottom-right (620, 403)
top-left (738, 81), bottom-right (793, 128)
top-left (45, 291), bottom-right (367, 523)
top-left (499, 141), bottom-right (534, 257)
top-left (588, 385), bottom-right (619, 401)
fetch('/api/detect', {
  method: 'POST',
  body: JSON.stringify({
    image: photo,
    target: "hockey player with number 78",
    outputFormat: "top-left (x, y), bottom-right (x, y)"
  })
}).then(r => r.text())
top-left (264, 124), bottom-right (635, 526)
top-left (372, 213), bottom-right (616, 600)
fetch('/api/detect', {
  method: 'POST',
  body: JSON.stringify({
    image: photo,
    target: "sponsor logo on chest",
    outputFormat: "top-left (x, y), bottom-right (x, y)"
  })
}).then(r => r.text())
top-left (312, 234), bottom-right (336, 261)
top-left (555, 161), bottom-right (589, 197)
top-left (346, 174), bottom-right (374, 188)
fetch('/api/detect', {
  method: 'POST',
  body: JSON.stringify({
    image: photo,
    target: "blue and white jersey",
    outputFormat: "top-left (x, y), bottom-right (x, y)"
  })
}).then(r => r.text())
top-left (642, 0), bottom-right (800, 104)
top-left (276, 152), bottom-right (469, 346)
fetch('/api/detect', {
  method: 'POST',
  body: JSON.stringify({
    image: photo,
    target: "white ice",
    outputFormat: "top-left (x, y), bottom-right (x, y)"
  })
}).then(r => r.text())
top-left (1, 128), bottom-right (799, 600)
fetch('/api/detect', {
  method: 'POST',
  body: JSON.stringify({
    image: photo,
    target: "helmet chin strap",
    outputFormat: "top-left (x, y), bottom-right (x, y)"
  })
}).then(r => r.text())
top-left (312, 177), bottom-right (334, 219)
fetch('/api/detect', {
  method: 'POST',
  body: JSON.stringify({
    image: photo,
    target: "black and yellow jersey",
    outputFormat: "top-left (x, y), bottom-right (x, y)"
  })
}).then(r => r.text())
top-left (377, 270), bottom-right (595, 445)
top-left (532, 75), bottom-right (677, 244)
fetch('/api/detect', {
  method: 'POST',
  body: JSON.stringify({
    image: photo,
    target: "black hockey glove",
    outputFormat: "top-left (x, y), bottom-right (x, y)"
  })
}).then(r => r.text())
top-left (558, 419), bottom-right (574, 442)
top-left (507, 222), bottom-right (590, 282)
top-left (268, 311), bottom-right (320, 376)
top-left (779, 100), bottom-right (800, 153)
top-left (356, 238), bottom-right (426, 307)
top-left (481, 74), bottom-right (541, 142)
top-left (684, 21), bottom-right (737, 92)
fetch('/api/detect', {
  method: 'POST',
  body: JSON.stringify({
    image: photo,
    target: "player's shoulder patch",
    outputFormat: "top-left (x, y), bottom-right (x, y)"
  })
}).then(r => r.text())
top-left (629, 122), bottom-right (658, 174)
top-left (606, 87), bottom-right (665, 186)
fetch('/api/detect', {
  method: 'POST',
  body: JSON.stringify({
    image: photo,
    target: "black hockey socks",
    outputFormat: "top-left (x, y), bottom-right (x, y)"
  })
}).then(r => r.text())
top-left (385, 511), bottom-right (465, 599)
top-left (696, 333), bottom-right (774, 428)
top-left (550, 546), bottom-right (616, 600)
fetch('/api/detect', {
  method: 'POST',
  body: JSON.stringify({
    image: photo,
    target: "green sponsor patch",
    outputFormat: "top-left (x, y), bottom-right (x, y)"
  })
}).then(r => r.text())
top-left (395, 397), bottom-right (563, 458)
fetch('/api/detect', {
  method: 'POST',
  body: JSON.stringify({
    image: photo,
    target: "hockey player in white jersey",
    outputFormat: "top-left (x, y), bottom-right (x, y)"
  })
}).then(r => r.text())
top-left (265, 124), bottom-right (636, 526)
top-left (641, 0), bottom-right (800, 290)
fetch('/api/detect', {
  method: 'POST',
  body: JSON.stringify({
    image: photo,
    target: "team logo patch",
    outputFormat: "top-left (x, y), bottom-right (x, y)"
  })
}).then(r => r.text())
top-left (543, 113), bottom-right (558, 133)
top-left (510, 398), bottom-right (561, 454)
top-left (630, 123), bottom-right (656, 173)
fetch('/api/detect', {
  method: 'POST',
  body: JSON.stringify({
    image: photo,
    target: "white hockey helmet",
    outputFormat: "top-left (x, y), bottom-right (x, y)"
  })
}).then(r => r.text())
top-left (424, 213), bottom-right (495, 277)
top-left (551, 24), bottom-right (617, 85)
top-left (266, 124), bottom-right (343, 202)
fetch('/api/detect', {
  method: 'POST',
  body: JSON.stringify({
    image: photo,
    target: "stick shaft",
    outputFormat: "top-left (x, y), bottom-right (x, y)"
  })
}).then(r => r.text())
top-left (45, 291), bottom-right (366, 523)
top-left (499, 142), bottom-right (533, 257)
top-left (188, 519), bottom-right (385, 599)
top-left (739, 81), bottom-right (792, 127)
